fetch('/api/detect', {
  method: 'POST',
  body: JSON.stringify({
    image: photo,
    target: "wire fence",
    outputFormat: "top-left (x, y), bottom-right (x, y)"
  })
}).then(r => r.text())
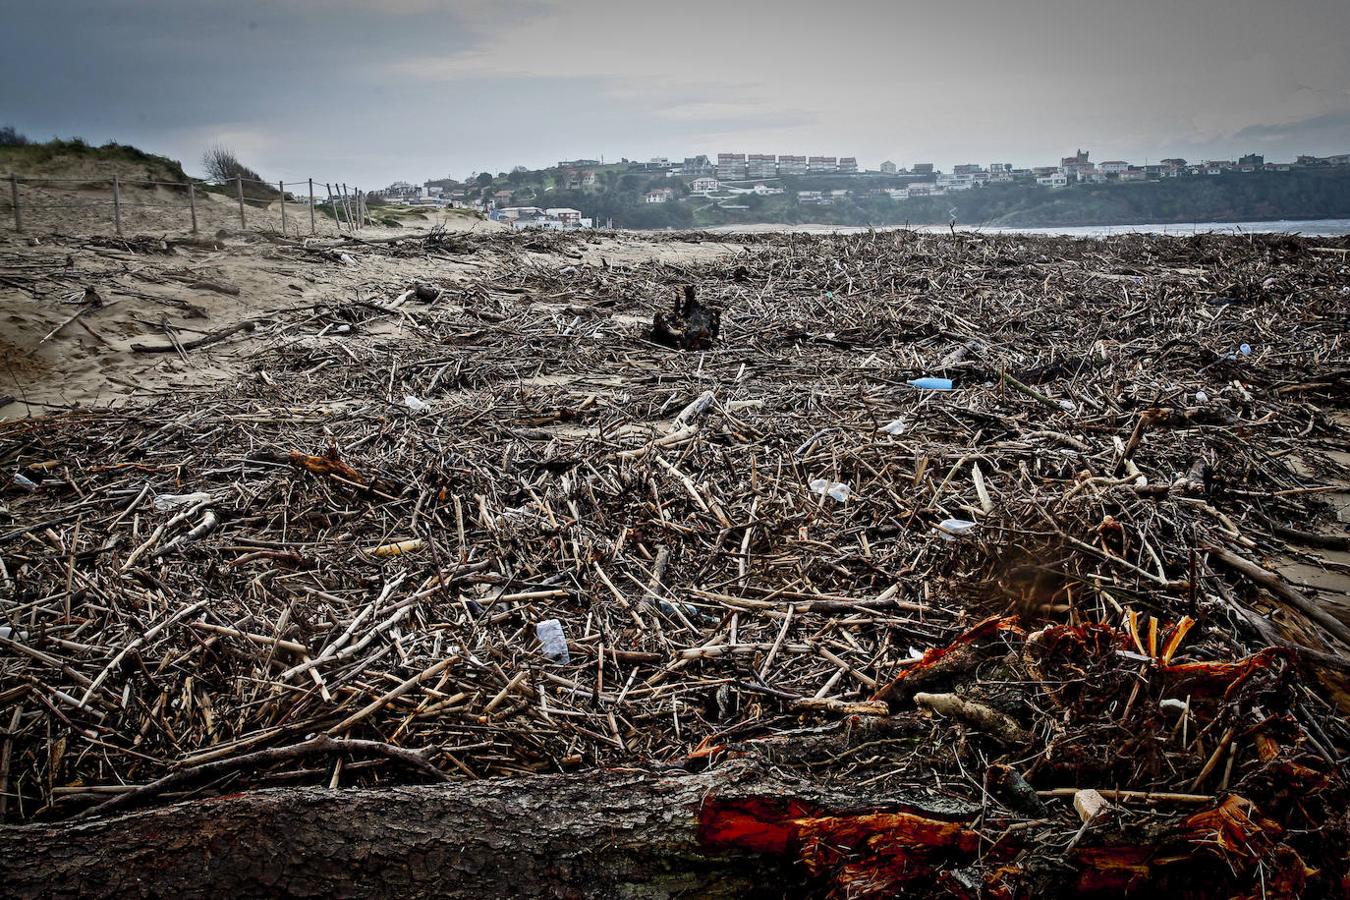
top-left (3, 172), bottom-right (374, 238)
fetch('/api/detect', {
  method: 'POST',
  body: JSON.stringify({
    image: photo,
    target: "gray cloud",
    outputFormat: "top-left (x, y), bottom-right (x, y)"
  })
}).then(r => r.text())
top-left (1231, 110), bottom-right (1350, 152)
top-left (2, 0), bottom-right (1347, 186)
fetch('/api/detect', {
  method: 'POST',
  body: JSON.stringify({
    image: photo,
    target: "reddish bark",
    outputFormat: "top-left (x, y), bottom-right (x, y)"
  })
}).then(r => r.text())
top-left (872, 615), bottom-right (1022, 708)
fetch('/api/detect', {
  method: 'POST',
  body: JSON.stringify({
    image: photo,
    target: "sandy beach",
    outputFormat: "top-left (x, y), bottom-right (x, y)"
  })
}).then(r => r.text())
top-left (3, 223), bottom-right (1349, 895)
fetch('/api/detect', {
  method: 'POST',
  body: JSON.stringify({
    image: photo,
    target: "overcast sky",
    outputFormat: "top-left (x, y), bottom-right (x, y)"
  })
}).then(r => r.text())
top-left (4, 0), bottom-right (1349, 187)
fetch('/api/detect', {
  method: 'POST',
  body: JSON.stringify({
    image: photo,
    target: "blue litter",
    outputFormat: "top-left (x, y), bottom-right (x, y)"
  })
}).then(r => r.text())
top-left (909, 377), bottom-right (954, 391)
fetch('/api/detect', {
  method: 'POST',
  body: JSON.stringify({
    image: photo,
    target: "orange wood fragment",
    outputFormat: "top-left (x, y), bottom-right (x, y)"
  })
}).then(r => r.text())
top-left (698, 796), bottom-right (987, 895)
top-left (1161, 648), bottom-right (1290, 699)
top-left (872, 615), bottom-right (1022, 706)
top-left (288, 449), bottom-right (367, 486)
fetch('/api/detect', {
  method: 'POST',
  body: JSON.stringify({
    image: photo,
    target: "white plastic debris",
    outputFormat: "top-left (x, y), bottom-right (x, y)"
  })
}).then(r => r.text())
top-left (880, 418), bottom-right (908, 435)
top-left (536, 619), bottom-right (570, 664)
top-left (1159, 698), bottom-right (1188, 714)
top-left (808, 478), bottom-right (852, 502)
top-left (11, 473), bottom-right (38, 491)
top-left (153, 492), bottom-right (211, 512)
top-left (935, 518), bottom-right (979, 539)
top-left (1074, 788), bottom-right (1111, 824)
top-left (403, 394), bottom-right (432, 414)
top-left (1057, 399), bottom-right (1077, 411)
top-left (1194, 390), bottom-right (1209, 403)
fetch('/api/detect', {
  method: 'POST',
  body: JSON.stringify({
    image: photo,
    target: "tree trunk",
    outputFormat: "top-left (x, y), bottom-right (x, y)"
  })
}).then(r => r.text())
top-left (0, 763), bottom-right (808, 898)
top-left (2, 756), bottom-right (1313, 898)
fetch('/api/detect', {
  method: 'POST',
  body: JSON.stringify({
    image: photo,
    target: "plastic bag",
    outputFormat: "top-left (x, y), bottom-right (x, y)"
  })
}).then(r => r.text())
top-left (880, 418), bottom-right (908, 435)
top-left (935, 518), bottom-right (978, 540)
top-left (536, 619), bottom-right (570, 664)
top-left (809, 478), bottom-right (852, 502)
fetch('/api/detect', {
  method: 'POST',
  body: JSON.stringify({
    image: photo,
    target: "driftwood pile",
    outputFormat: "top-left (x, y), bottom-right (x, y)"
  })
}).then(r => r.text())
top-left (2, 229), bottom-right (1349, 895)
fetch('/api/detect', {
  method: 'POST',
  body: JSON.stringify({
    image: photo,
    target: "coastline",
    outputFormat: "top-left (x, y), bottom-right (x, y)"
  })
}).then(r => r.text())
top-left (699, 217), bottom-right (1350, 237)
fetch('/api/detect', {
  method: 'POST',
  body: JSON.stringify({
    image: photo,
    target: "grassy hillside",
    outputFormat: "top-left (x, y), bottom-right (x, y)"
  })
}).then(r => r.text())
top-left (0, 136), bottom-right (190, 184)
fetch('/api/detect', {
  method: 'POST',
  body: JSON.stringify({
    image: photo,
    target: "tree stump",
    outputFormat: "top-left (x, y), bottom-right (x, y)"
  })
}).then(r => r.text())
top-left (651, 285), bottom-right (720, 350)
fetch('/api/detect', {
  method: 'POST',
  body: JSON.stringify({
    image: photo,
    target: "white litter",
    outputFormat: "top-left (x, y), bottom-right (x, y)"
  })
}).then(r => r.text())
top-left (153, 492), bottom-right (212, 512)
top-left (935, 518), bottom-right (979, 539)
top-left (536, 619), bottom-right (570, 664)
top-left (879, 418), bottom-right (908, 435)
top-left (808, 478), bottom-right (852, 502)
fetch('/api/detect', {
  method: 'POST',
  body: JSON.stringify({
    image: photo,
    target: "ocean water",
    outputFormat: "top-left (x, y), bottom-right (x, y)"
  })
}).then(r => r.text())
top-left (708, 219), bottom-right (1350, 238)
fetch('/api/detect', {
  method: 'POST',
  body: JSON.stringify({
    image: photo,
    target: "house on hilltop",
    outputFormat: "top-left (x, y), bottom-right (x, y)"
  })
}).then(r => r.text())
top-left (682, 155), bottom-right (713, 175)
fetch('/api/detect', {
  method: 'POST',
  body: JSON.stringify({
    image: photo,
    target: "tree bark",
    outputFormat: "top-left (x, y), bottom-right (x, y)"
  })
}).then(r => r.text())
top-left (0, 763), bottom-right (811, 899)
top-left (0, 755), bottom-right (1324, 898)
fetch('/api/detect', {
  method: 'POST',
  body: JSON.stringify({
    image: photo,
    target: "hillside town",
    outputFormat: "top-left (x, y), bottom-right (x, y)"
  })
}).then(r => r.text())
top-left (367, 148), bottom-right (1350, 227)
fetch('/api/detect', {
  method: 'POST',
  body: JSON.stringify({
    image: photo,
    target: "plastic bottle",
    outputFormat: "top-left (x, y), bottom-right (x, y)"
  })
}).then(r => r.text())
top-left (536, 619), bottom-right (570, 664)
top-left (909, 377), bottom-right (954, 391)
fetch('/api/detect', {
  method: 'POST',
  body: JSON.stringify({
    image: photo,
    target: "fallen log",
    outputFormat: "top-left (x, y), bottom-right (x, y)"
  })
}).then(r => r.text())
top-left (1, 759), bottom-right (1330, 899)
top-left (0, 763), bottom-right (815, 898)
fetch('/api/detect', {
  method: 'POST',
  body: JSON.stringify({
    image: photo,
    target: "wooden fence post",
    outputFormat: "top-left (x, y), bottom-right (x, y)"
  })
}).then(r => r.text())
top-left (187, 182), bottom-right (198, 234)
top-left (308, 178), bottom-right (316, 234)
top-left (326, 183), bottom-right (339, 233)
top-left (236, 176), bottom-right (246, 229)
top-left (9, 174), bottom-right (21, 233)
top-left (112, 175), bottom-right (122, 235)
top-left (278, 180), bottom-right (287, 234)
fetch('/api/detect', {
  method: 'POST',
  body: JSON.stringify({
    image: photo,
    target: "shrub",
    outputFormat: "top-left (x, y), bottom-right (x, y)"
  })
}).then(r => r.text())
top-left (202, 144), bottom-right (275, 199)
top-left (0, 125), bottom-right (30, 146)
